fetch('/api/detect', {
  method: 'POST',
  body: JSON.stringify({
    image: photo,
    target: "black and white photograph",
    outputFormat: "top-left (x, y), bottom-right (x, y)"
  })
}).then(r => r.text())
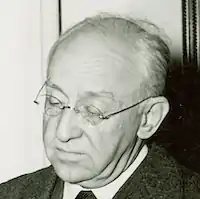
top-left (0, 0), bottom-right (200, 198)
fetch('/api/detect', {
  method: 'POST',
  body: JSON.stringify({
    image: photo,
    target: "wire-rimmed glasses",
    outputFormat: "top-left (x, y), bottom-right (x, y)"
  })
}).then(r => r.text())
top-left (34, 81), bottom-right (151, 126)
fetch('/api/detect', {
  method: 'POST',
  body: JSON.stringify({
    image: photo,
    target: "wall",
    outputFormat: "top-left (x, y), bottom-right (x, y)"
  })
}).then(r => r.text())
top-left (0, 1), bottom-right (44, 183)
top-left (61, 0), bottom-right (183, 60)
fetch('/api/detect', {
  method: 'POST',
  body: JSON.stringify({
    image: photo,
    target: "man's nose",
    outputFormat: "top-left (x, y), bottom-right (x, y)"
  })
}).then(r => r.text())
top-left (56, 108), bottom-right (83, 142)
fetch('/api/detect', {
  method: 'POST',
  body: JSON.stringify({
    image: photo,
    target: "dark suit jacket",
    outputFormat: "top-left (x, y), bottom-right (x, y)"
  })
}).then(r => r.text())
top-left (0, 143), bottom-right (200, 199)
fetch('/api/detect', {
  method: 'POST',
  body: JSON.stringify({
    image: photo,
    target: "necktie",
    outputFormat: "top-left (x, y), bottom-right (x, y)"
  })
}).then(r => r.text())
top-left (75, 191), bottom-right (97, 199)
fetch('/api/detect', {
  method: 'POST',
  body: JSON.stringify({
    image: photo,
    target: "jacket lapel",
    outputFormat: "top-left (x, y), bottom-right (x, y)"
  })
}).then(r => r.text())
top-left (22, 166), bottom-right (64, 199)
top-left (51, 175), bottom-right (64, 199)
top-left (113, 143), bottom-right (182, 199)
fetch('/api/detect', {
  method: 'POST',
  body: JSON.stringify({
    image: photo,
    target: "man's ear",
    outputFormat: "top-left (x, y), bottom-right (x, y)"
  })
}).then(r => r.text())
top-left (137, 96), bottom-right (169, 139)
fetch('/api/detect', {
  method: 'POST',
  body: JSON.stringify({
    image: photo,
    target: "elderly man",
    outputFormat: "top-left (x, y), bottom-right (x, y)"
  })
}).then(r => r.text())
top-left (0, 15), bottom-right (200, 199)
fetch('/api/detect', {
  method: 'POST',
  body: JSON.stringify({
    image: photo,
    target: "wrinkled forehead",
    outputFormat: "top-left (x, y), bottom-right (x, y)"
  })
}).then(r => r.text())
top-left (47, 33), bottom-right (144, 102)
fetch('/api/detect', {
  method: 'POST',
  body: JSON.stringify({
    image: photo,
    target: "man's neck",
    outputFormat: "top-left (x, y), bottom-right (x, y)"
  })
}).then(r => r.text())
top-left (78, 138), bottom-right (145, 188)
top-left (63, 144), bottom-right (148, 199)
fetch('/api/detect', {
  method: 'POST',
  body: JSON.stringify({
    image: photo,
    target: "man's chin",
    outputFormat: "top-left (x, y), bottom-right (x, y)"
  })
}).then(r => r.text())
top-left (52, 161), bottom-right (95, 184)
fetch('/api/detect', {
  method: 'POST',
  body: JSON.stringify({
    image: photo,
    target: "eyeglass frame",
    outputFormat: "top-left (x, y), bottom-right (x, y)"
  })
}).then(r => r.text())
top-left (33, 79), bottom-right (155, 121)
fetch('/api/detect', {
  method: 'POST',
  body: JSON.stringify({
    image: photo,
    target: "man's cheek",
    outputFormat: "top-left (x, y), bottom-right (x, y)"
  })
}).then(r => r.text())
top-left (43, 114), bottom-right (51, 131)
top-left (44, 115), bottom-right (59, 130)
top-left (43, 117), bottom-right (57, 143)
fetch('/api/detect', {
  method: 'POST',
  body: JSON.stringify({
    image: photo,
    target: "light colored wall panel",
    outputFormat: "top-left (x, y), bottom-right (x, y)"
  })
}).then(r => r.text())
top-left (40, 0), bottom-right (60, 81)
top-left (61, 0), bottom-right (182, 60)
top-left (0, 0), bottom-right (52, 183)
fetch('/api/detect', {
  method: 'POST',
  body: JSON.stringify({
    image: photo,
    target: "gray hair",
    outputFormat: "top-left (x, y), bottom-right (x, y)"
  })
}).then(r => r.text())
top-left (48, 14), bottom-right (171, 97)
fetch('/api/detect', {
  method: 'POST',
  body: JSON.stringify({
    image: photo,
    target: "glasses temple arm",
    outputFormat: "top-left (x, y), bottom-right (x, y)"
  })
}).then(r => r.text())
top-left (34, 78), bottom-right (50, 104)
top-left (101, 104), bottom-right (137, 119)
top-left (102, 97), bottom-right (152, 119)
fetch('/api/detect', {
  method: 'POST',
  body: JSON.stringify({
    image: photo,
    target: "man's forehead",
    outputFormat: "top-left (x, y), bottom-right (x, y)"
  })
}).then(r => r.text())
top-left (48, 18), bottom-right (146, 84)
top-left (49, 36), bottom-right (142, 80)
top-left (46, 76), bottom-right (141, 106)
top-left (47, 28), bottom-right (145, 102)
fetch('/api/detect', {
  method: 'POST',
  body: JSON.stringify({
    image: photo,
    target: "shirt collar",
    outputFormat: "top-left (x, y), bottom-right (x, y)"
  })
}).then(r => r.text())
top-left (63, 144), bottom-right (148, 199)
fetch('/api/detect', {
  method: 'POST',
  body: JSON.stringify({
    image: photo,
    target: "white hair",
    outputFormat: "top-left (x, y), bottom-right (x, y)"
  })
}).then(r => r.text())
top-left (48, 13), bottom-right (171, 97)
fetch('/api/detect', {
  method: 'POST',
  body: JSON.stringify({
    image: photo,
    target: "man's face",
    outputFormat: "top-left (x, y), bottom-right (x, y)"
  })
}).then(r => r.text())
top-left (43, 34), bottom-right (144, 188)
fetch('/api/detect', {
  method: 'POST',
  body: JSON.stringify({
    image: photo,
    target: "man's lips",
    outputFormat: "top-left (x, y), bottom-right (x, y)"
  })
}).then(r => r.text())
top-left (56, 146), bottom-right (84, 155)
top-left (55, 147), bottom-right (85, 162)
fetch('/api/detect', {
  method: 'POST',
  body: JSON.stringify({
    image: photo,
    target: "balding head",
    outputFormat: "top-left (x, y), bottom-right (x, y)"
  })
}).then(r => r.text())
top-left (48, 14), bottom-right (171, 98)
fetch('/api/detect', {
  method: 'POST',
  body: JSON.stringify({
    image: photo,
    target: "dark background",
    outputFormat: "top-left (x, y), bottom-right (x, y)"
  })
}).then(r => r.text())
top-left (152, 62), bottom-right (200, 174)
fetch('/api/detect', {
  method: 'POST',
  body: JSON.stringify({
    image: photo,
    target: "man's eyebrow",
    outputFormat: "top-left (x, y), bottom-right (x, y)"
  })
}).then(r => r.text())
top-left (46, 81), bottom-right (116, 100)
top-left (46, 82), bottom-right (68, 97)
top-left (80, 91), bottom-right (115, 100)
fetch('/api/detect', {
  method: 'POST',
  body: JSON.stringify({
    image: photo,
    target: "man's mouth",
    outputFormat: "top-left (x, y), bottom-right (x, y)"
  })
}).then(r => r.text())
top-left (56, 147), bottom-right (85, 162)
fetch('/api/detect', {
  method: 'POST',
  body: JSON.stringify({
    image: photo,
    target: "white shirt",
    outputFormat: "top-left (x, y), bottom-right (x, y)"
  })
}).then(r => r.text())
top-left (63, 144), bottom-right (148, 199)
